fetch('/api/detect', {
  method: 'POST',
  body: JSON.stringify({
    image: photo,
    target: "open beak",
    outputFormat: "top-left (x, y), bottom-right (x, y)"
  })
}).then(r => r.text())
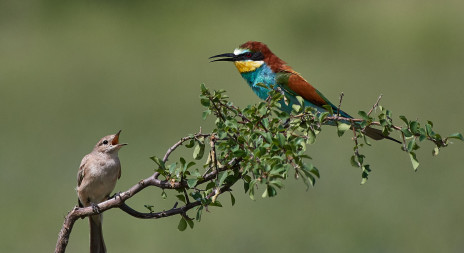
top-left (209, 53), bottom-right (236, 62)
top-left (112, 130), bottom-right (128, 146)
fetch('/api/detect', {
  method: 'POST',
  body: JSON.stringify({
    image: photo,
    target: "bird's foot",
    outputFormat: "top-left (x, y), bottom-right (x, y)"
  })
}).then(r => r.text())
top-left (90, 202), bottom-right (101, 214)
top-left (114, 192), bottom-right (123, 201)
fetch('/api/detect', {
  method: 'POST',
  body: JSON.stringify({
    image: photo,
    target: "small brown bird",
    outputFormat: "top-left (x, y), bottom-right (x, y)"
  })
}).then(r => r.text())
top-left (76, 130), bottom-right (127, 253)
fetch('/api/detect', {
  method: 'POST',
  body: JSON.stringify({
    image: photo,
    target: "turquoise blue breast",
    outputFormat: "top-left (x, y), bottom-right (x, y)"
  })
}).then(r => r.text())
top-left (240, 64), bottom-right (275, 100)
top-left (240, 64), bottom-right (321, 113)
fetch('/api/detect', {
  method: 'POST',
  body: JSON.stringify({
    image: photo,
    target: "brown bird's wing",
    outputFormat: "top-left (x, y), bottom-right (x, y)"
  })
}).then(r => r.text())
top-left (77, 154), bottom-right (90, 187)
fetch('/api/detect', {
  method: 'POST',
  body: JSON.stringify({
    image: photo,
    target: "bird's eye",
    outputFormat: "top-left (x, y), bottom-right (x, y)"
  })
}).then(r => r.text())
top-left (245, 53), bottom-right (252, 58)
top-left (102, 140), bottom-right (108, 145)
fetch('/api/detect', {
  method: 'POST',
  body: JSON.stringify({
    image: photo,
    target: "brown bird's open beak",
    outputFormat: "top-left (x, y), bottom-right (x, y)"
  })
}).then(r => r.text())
top-left (112, 130), bottom-right (128, 146)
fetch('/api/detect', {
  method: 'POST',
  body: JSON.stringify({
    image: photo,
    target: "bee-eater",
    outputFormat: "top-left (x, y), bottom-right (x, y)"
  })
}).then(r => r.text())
top-left (210, 41), bottom-right (399, 143)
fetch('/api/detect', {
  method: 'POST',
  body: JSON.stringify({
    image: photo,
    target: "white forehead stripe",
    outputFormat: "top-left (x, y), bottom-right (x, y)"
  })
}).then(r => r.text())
top-left (234, 48), bottom-right (250, 55)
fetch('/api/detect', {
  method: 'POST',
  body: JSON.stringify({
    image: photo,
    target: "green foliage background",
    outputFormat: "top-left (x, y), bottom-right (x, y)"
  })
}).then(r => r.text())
top-left (1, 1), bottom-right (463, 252)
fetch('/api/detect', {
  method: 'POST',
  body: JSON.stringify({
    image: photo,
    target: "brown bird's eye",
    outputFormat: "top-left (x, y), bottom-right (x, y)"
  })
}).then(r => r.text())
top-left (103, 140), bottom-right (108, 145)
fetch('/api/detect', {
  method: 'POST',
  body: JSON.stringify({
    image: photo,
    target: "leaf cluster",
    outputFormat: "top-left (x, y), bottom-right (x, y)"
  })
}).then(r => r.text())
top-left (148, 84), bottom-right (462, 231)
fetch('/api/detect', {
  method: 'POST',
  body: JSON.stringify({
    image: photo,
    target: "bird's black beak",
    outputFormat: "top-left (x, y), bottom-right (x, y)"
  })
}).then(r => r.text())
top-left (209, 53), bottom-right (236, 62)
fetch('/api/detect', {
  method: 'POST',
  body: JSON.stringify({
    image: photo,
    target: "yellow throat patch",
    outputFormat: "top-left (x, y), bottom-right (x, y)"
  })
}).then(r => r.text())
top-left (234, 60), bottom-right (264, 73)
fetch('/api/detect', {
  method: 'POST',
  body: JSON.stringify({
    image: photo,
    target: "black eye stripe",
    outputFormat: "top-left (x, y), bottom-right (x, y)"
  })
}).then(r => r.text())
top-left (238, 52), bottom-right (264, 61)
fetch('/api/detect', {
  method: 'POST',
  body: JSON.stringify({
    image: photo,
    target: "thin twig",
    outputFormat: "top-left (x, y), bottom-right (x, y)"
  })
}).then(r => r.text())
top-left (154, 133), bottom-right (211, 179)
top-left (162, 133), bottom-right (211, 163)
top-left (367, 94), bottom-right (383, 116)
top-left (401, 131), bottom-right (408, 151)
top-left (209, 134), bottom-right (219, 183)
top-left (337, 92), bottom-right (344, 117)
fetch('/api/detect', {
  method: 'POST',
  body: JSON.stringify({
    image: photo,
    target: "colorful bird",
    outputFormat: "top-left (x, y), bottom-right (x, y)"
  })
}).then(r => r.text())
top-left (210, 41), bottom-right (399, 143)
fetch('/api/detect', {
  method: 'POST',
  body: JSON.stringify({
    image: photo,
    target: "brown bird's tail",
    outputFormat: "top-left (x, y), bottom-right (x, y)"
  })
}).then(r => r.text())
top-left (364, 126), bottom-right (401, 143)
top-left (89, 214), bottom-right (106, 253)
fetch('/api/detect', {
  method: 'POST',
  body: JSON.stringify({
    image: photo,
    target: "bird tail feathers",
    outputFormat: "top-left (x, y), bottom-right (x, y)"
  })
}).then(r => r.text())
top-left (89, 214), bottom-right (106, 253)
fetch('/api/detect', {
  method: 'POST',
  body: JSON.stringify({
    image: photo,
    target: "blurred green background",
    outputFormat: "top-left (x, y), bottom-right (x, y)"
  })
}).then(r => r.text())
top-left (1, 1), bottom-right (463, 252)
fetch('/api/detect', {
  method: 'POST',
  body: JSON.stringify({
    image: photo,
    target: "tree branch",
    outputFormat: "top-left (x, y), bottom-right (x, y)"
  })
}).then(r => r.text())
top-left (56, 85), bottom-right (462, 253)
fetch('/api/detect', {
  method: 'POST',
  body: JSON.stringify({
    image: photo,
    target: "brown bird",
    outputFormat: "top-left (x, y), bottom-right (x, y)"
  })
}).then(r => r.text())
top-left (76, 130), bottom-right (127, 253)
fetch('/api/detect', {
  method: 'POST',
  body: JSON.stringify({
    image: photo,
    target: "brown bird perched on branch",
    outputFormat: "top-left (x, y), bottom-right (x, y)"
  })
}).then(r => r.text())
top-left (76, 130), bottom-right (127, 253)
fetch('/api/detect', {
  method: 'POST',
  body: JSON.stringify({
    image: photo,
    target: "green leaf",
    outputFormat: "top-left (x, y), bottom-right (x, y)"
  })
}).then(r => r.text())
top-left (218, 171), bottom-right (229, 186)
top-left (243, 181), bottom-right (250, 193)
top-left (200, 98), bottom-right (210, 107)
top-left (187, 161), bottom-right (196, 170)
top-left (361, 177), bottom-right (368, 185)
top-left (407, 139), bottom-right (416, 152)
top-left (202, 109), bottom-right (211, 120)
top-left (176, 194), bottom-right (186, 203)
top-left (179, 157), bottom-right (186, 167)
top-left (292, 104), bottom-right (301, 112)
top-left (161, 190), bottom-right (167, 200)
top-left (337, 123), bottom-right (351, 137)
top-left (360, 164), bottom-right (371, 185)
top-left (187, 178), bottom-right (198, 188)
top-left (186, 218), bottom-right (194, 229)
top-left (233, 149), bottom-right (247, 157)
top-left (178, 217), bottom-right (187, 231)
top-left (190, 192), bottom-right (202, 201)
top-left (418, 131), bottom-right (427, 142)
top-left (296, 96), bottom-right (305, 106)
top-left (306, 129), bottom-right (316, 144)
top-left (358, 111), bottom-right (369, 120)
top-left (225, 119), bottom-right (238, 129)
top-left (432, 146), bottom-right (439, 156)
top-left (425, 123), bottom-right (434, 136)
top-left (318, 111), bottom-right (329, 123)
top-left (409, 121), bottom-right (419, 134)
top-left (262, 118), bottom-right (270, 129)
top-left (168, 162), bottom-right (177, 174)
top-left (262, 187), bottom-right (268, 198)
top-left (209, 201), bottom-right (223, 207)
top-left (193, 142), bottom-right (205, 160)
top-left (399, 115), bottom-right (409, 125)
top-left (185, 139), bottom-right (195, 148)
top-left (350, 155), bottom-right (359, 167)
top-left (409, 152), bottom-right (420, 171)
top-left (427, 120), bottom-right (434, 127)
top-left (206, 181), bottom-right (216, 191)
top-left (401, 127), bottom-right (413, 138)
top-left (310, 165), bottom-right (320, 178)
top-left (270, 180), bottom-right (284, 189)
top-left (200, 83), bottom-right (207, 93)
top-left (230, 192), bottom-right (236, 206)
top-left (322, 104), bottom-right (334, 115)
top-left (448, 133), bottom-right (464, 141)
top-left (144, 205), bottom-right (154, 213)
top-left (196, 206), bottom-right (203, 221)
top-left (267, 185), bottom-right (277, 197)
top-left (277, 133), bottom-right (286, 147)
top-left (150, 156), bottom-right (165, 170)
